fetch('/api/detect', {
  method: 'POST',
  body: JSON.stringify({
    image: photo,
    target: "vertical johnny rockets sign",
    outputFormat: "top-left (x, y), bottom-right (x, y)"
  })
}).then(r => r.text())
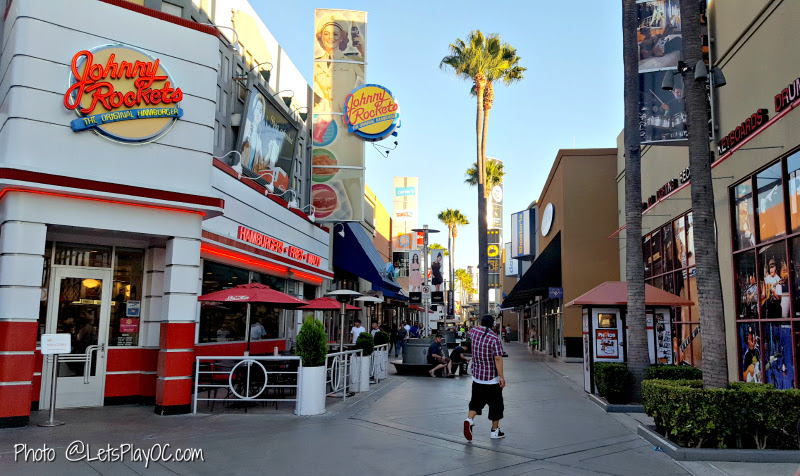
top-left (64, 45), bottom-right (183, 143)
top-left (311, 9), bottom-right (367, 222)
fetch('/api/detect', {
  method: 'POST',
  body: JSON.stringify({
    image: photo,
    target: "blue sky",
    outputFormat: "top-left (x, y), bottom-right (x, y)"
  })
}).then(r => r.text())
top-left (255, 1), bottom-right (624, 271)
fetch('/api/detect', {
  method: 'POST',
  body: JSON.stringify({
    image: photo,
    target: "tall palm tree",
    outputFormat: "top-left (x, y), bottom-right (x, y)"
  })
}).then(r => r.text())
top-left (681, 0), bottom-right (728, 388)
top-left (438, 209), bottom-right (469, 318)
top-left (441, 31), bottom-right (525, 317)
top-left (455, 268), bottom-right (476, 317)
top-left (465, 161), bottom-right (505, 198)
top-left (622, 0), bottom-right (649, 400)
top-left (429, 243), bottom-right (449, 256)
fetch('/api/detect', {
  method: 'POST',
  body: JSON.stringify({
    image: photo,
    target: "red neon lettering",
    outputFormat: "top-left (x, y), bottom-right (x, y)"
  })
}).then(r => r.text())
top-left (64, 50), bottom-right (182, 114)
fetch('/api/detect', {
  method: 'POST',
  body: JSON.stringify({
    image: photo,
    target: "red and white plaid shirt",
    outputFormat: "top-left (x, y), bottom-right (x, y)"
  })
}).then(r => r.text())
top-left (468, 327), bottom-right (504, 384)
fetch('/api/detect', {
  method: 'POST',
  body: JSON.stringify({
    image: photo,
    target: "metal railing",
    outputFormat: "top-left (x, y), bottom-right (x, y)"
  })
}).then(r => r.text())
top-left (325, 348), bottom-right (361, 402)
top-left (192, 356), bottom-right (302, 414)
top-left (52, 345), bottom-right (99, 384)
top-left (371, 344), bottom-right (389, 383)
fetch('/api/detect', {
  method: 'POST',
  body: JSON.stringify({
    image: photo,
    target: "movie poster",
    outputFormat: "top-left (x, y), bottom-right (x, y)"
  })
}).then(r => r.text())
top-left (408, 250), bottom-right (423, 292)
top-left (764, 323), bottom-right (794, 389)
top-left (739, 323), bottom-right (762, 383)
top-left (758, 242), bottom-right (789, 319)
top-left (734, 251), bottom-right (758, 319)
top-left (655, 311), bottom-right (672, 364)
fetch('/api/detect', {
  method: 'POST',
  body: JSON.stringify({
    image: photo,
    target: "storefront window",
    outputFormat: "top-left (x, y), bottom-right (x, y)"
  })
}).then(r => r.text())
top-left (652, 231), bottom-right (662, 276)
top-left (686, 213), bottom-right (695, 267)
top-left (734, 251), bottom-right (758, 320)
top-left (643, 234), bottom-right (652, 277)
top-left (764, 322), bottom-right (794, 389)
top-left (108, 248), bottom-right (144, 347)
top-left (663, 225), bottom-right (674, 273)
top-left (758, 242), bottom-right (789, 319)
top-left (674, 217), bottom-right (687, 268)
top-left (756, 162), bottom-right (786, 242)
top-left (198, 261), bottom-right (250, 343)
top-left (54, 243), bottom-right (112, 267)
top-left (738, 323), bottom-right (762, 382)
top-left (303, 283), bottom-right (317, 301)
top-left (733, 181), bottom-right (757, 250)
top-left (38, 241), bottom-right (53, 343)
top-left (788, 152), bottom-right (800, 233)
top-left (791, 236), bottom-right (800, 317)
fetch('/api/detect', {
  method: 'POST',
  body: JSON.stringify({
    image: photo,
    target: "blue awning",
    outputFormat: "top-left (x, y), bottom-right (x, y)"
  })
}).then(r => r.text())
top-left (372, 283), bottom-right (408, 302)
top-left (334, 222), bottom-right (401, 292)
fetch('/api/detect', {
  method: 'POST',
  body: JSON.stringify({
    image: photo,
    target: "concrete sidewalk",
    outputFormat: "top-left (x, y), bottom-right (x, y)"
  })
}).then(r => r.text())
top-left (0, 343), bottom-right (797, 475)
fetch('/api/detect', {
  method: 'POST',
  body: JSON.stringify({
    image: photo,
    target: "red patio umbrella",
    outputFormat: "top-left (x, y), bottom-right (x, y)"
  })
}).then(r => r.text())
top-left (298, 296), bottom-right (360, 311)
top-left (197, 283), bottom-right (309, 354)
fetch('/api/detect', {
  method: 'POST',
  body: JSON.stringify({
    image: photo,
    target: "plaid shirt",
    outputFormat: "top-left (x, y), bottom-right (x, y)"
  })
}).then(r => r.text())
top-left (469, 327), bottom-right (504, 383)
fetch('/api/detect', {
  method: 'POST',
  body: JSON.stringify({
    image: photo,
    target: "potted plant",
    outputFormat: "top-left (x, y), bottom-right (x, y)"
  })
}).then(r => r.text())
top-left (353, 332), bottom-right (374, 392)
top-left (295, 316), bottom-right (328, 415)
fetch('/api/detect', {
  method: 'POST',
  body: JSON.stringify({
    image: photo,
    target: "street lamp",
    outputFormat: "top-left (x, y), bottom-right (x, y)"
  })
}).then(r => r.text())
top-left (355, 295), bottom-right (384, 326)
top-left (411, 225), bottom-right (440, 337)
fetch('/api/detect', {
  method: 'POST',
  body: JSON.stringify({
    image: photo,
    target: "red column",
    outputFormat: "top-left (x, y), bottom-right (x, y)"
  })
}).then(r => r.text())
top-left (0, 321), bottom-right (38, 427)
top-left (154, 322), bottom-right (195, 415)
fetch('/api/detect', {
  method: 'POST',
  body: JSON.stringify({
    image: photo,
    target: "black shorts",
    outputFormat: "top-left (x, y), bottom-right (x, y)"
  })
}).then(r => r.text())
top-left (469, 382), bottom-right (504, 420)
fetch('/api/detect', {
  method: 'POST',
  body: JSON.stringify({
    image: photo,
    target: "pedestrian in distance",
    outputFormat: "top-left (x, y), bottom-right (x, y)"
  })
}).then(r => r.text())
top-left (464, 315), bottom-right (506, 441)
top-left (395, 322), bottom-right (408, 358)
top-left (350, 319), bottom-right (366, 344)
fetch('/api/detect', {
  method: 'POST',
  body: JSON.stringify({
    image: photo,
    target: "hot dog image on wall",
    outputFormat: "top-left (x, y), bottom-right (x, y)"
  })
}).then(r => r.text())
top-left (312, 181), bottom-right (353, 221)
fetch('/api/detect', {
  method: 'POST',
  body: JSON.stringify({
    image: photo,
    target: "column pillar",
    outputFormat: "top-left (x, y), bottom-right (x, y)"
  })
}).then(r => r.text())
top-left (0, 221), bottom-right (46, 427)
top-left (154, 237), bottom-right (200, 415)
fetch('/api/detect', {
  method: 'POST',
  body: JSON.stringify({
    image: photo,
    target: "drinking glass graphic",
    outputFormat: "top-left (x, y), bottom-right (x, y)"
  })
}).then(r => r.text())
top-left (313, 116), bottom-right (335, 145)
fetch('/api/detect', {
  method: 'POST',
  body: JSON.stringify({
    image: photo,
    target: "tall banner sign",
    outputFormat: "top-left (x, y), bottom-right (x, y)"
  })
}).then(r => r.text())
top-left (392, 177), bottom-right (419, 252)
top-left (511, 209), bottom-right (533, 259)
top-left (504, 243), bottom-right (518, 276)
top-left (487, 229), bottom-right (501, 288)
top-left (312, 9), bottom-right (367, 221)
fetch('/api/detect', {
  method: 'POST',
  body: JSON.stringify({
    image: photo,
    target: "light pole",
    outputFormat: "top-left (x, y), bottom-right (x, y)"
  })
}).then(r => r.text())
top-left (327, 289), bottom-right (361, 352)
top-left (412, 225), bottom-right (439, 337)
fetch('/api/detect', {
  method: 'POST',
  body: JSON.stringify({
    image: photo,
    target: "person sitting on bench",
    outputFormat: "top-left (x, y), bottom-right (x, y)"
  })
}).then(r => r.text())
top-left (427, 334), bottom-right (453, 377)
top-left (449, 342), bottom-right (471, 376)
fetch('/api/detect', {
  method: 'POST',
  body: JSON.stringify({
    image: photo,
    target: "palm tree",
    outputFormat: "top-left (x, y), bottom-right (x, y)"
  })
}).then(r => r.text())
top-left (438, 209), bottom-right (469, 318)
top-left (455, 268), bottom-right (476, 317)
top-left (429, 243), bottom-right (449, 256)
top-left (465, 160), bottom-right (505, 198)
top-left (622, 0), bottom-right (649, 400)
top-left (681, 0), bottom-right (728, 388)
top-left (441, 31), bottom-right (525, 317)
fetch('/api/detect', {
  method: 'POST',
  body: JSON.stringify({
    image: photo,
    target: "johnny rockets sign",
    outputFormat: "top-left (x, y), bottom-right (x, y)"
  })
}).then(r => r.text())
top-left (237, 227), bottom-right (322, 267)
top-left (64, 45), bottom-right (183, 144)
top-left (343, 84), bottom-right (400, 141)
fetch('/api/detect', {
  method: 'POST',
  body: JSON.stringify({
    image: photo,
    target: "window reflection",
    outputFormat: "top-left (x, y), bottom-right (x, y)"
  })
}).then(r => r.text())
top-left (734, 181), bottom-right (757, 250)
top-left (756, 162), bottom-right (786, 242)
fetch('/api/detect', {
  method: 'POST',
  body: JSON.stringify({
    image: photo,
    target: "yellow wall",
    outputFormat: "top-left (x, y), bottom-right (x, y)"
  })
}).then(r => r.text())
top-left (365, 184), bottom-right (392, 263)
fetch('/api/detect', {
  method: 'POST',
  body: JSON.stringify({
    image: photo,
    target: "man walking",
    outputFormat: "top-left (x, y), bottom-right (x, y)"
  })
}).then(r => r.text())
top-left (464, 315), bottom-right (506, 441)
top-left (395, 322), bottom-right (408, 358)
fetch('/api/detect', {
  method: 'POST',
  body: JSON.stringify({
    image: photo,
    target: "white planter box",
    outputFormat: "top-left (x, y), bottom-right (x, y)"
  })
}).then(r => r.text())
top-left (350, 356), bottom-right (362, 392)
top-left (359, 356), bottom-right (371, 392)
top-left (297, 365), bottom-right (326, 415)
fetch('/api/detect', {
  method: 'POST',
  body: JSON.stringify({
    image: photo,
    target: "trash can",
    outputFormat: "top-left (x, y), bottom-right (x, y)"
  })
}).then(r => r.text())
top-left (404, 338), bottom-right (432, 365)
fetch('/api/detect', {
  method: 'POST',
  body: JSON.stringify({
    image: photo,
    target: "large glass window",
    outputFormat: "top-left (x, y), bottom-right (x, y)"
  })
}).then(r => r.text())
top-left (54, 243), bottom-right (112, 268)
top-left (199, 261), bottom-right (250, 343)
top-left (733, 182), bottom-right (757, 250)
top-left (109, 248), bottom-right (144, 347)
top-left (38, 241), bottom-right (53, 343)
top-left (663, 225), bottom-right (675, 273)
top-left (731, 152), bottom-right (800, 386)
top-left (756, 162), bottom-right (786, 242)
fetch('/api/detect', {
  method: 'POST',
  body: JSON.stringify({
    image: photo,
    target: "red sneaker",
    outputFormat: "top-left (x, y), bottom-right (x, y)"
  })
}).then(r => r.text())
top-left (463, 419), bottom-right (474, 441)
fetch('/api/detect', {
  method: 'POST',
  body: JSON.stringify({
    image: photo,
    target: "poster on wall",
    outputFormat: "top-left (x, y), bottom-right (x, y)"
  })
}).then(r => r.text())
top-left (764, 323), bottom-right (794, 389)
top-left (429, 250), bottom-right (447, 292)
top-left (595, 330), bottom-right (619, 359)
top-left (408, 250), bottom-right (423, 292)
top-left (311, 9), bottom-right (367, 222)
top-left (237, 89), bottom-right (298, 191)
top-left (655, 311), bottom-right (672, 364)
top-left (738, 323), bottom-right (762, 383)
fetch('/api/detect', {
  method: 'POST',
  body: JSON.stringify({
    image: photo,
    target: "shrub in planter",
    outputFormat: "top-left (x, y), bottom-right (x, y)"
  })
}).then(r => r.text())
top-left (642, 379), bottom-right (800, 449)
top-left (296, 316), bottom-right (327, 367)
top-left (593, 362), bottom-right (633, 403)
top-left (374, 331), bottom-right (390, 346)
top-left (644, 364), bottom-right (702, 381)
top-left (354, 332), bottom-right (374, 356)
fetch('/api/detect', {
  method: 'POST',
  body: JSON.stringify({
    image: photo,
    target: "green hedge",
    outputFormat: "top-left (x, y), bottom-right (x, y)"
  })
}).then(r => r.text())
top-left (644, 364), bottom-right (702, 381)
top-left (354, 332), bottom-right (375, 356)
top-left (593, 362), bottom-right (633, 404)
top-left (642, 379), bottom-right (800, 449)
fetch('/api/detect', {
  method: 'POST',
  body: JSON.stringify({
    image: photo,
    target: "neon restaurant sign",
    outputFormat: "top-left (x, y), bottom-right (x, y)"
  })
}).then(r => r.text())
top-left (237, 226), bottom-right (322, 267)
top-left (64, 45), bottom-right (183, 143)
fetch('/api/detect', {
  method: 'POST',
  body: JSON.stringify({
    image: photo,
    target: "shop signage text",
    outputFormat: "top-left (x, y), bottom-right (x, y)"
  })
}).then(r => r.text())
top-left (64, 46), bottom-right (183, 143)
top-left (642, 167), bottom-right (690, 210)
top-left (717, 108), bottom-right (769, 155)
top-left (343, 84), bottom-right (400, 141)
top-left (237, 226), bottom-right (321, 267)
top-left (775, 76), bottom-right (800, 114)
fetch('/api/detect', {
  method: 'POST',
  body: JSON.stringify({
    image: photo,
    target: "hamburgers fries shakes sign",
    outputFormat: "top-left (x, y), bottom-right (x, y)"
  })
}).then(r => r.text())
top-left (64, 45), bottom-right (183, 143)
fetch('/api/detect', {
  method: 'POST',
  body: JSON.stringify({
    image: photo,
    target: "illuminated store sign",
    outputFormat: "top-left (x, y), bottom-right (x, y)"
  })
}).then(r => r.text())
top-left (775, 76), bottom-right (800, 114)
top-left (343, 84), bottom-right (400, 141)
top-left (237, 226), bottom-right (321, 267)
top-left (643, 167), bottom-right (690, 210)
top-left (717, 108), bottom-right (769, 156)
top-left (64, 46), bottom-right (183, 143)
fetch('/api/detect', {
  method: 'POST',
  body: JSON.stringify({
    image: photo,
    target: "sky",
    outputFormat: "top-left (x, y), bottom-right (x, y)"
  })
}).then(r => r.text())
top-left (253, 0), bottom-right (625, 272)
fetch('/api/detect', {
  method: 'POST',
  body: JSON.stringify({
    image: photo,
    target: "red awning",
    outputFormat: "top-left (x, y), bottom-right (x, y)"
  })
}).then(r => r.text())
top-left (298, 296), bottom-right (360, 311)
top-left (197, 283), bottom-right (309, 307)
top-left (566, 281), bottom-right (694, 307)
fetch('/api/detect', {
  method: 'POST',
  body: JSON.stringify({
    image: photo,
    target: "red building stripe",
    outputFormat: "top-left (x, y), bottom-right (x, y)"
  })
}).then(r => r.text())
top-left (156, 378), bottom-right (193, 407)
top-left (0, 354), bottom-right (35, 382)
top-left (0, 321), bottom-right (37, 352)
top-left (0, 168), bottom-right (224, 209)
top-left (98, 0), bottom-right (221, 38)
top-left (0, 384), bottom-right (32, 418)
top-left (159, 323), bottom-right (196, 350)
